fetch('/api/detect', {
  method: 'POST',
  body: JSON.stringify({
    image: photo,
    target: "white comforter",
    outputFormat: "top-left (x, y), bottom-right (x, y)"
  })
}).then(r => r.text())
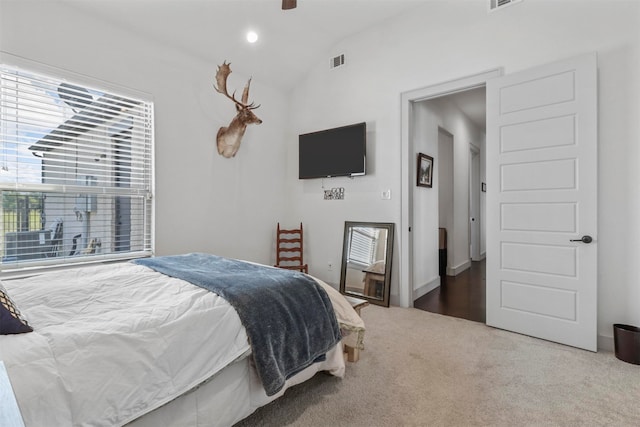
top-left (0, 261), bottom-right (363, 427)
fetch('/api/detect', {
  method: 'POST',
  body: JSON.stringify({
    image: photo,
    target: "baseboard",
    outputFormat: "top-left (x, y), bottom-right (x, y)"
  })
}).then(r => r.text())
top-left (390, 294), bottom-right (399, 306)
top-left (598, 334), bottom-right (614, 352)
top-left (447, 259), bottom-right (471, 276)
top-left (472, 252), bottom-right (486, 261)
top-left (413, 276), bottom-right (440, 300)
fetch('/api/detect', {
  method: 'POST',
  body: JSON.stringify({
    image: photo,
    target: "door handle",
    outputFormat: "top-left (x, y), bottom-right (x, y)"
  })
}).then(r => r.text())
top-left (570, 235), bottom-right (593, 244)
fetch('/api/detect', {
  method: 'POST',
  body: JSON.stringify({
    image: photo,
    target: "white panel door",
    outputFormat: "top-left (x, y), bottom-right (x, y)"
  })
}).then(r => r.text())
top-left (486, 53), bottom-right (597, 351)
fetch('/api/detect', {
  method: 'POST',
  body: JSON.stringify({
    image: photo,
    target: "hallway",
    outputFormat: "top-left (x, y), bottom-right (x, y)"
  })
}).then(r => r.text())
top-left (413, 259), bottom-right (486, 323)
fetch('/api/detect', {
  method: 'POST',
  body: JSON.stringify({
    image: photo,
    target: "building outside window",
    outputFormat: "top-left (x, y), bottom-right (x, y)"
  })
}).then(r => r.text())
top-left (0, 60), bottom-right (153, 271)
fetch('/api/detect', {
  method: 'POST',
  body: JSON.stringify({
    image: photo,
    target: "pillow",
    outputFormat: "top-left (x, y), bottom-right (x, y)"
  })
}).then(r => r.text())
top-left (0, 282), bottom-right (33, 335)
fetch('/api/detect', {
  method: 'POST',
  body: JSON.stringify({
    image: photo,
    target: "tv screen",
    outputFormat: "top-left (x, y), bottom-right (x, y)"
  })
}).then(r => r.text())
top-left (298, 122), bottom-right (366, 179)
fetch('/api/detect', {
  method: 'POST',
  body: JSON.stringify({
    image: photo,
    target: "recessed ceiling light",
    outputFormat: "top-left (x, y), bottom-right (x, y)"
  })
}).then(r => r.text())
top-left (246, 31), bottom-right (258, 43)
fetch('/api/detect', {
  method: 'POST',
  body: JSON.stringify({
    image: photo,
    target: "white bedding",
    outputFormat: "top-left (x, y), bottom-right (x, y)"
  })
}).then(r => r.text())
top-left (0, 261), bottom-right (364, 427)
top-left (128, 340), bottom-right (346, 427)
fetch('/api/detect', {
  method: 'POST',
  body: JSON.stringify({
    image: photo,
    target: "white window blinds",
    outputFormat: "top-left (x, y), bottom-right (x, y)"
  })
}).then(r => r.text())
top-left (0, 64), bottom-right (153, 271)
top-left (348, 227), bottom-right (379, 266)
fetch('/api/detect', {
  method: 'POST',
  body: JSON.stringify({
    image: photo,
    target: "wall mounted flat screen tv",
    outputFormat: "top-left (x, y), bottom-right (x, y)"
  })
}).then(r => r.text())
top-left (298, 122), bottom-right (366, 179)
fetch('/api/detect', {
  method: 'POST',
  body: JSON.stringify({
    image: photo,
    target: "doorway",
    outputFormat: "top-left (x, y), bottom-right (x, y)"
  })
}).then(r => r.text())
top-left (398, 68), bottom-right (501, 310)
top-left (402, 54), bottom-right (597, 351)
top-left (413, 89), bottom-right (487, 322)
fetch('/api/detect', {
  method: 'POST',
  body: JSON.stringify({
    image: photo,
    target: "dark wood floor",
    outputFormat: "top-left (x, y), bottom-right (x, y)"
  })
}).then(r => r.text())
top-left (413, 259), bottom-right (486, 323)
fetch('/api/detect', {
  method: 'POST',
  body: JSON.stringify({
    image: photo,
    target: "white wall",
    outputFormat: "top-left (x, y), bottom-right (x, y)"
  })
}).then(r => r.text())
top-left (438, 129), bottom-right (454, 260)
top-left (3, 0), bottom-right (639, 345)
top-left (0, 0), bottom-right (290, 266)
top-left (287, 0), bottom-right (640, 343)
top-left (435, 130), bottom-right (453, 237)
top-left (410, 104), bottom-right (440, 298)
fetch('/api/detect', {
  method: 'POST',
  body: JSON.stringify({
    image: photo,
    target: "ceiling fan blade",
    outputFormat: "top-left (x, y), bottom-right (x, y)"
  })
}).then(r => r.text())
top-left (282, 0), bottom-right (297, 10)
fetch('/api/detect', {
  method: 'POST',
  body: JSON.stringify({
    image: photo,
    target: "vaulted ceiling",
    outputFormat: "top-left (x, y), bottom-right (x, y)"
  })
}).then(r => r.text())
top-left (64, 0), bottom-right (485, 127)
top-left (67, 0), bottom-right (430, 92)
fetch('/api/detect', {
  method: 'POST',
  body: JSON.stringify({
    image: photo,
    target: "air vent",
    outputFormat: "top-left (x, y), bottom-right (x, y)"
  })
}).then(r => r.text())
top-left (489, 0), bottom-right (522, 11)
top-left (330, 54), bottom-right (345, 69)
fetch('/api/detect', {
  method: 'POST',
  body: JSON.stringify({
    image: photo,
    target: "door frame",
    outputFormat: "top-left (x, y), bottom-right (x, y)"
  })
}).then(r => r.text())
top-left (399, 68), bottom-right (502, 308)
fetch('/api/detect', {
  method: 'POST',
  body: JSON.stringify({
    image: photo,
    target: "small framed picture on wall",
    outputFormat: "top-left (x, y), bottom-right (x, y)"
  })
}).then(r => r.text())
top-left (417, 153), bottom-right (434, 188)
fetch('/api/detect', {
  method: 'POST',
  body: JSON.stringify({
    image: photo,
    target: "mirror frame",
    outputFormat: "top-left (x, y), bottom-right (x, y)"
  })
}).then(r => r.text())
top-left (339, 221), bottom-right (395, 307)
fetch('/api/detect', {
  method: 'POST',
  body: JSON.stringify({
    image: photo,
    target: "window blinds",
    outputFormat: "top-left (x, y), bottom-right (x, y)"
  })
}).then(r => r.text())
top-left (0, 64), bottom-right (153, 271)
top-left (348, 227), bottom-right (379, 266)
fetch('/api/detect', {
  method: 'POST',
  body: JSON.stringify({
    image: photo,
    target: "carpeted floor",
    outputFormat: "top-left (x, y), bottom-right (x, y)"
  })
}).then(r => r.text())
top-left (235, 305), bottom-right (640, 426)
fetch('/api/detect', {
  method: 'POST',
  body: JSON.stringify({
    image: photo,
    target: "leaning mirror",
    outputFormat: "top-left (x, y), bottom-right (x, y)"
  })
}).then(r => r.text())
top-left (339, 221), bottom-right (395, 307)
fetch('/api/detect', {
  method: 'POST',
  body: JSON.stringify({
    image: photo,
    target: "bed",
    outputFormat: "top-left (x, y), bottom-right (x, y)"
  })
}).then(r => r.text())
top-left (0, 253), bottom-right (365, 427)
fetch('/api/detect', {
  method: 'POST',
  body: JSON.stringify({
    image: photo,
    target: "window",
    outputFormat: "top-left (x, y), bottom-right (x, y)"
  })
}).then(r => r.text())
top-left (0, 62), bottom-right (153, 271)
top-left (347, 227), bottom-right (379, 266)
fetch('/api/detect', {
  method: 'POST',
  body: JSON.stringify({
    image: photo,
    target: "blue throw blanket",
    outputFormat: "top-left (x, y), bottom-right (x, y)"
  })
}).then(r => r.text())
top-left (134, 253), bottom-right (341, 396)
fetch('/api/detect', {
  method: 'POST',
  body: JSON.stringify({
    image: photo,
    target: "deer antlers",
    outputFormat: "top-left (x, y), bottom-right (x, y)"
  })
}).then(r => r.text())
top-left (214, 61), bottom-right (260, 111)
top-left (213, 61), bottom-right (262, 158)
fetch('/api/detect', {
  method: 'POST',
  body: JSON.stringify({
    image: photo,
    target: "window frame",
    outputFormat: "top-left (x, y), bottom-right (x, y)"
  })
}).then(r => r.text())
top-left (0, 52), bottom-right (155, 275)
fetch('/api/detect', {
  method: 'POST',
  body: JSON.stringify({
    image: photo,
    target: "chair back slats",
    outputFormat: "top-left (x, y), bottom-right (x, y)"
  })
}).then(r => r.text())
top-left (274, 222), bottom-right (308, 274)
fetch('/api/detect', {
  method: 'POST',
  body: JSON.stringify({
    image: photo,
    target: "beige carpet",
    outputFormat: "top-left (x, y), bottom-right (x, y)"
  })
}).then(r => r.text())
top-left (235, 305), bottom-right (640, 426)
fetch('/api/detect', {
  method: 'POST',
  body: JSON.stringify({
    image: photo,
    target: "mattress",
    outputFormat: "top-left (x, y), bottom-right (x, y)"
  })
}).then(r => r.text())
top-left (0, 260), bottom-right (364, 426)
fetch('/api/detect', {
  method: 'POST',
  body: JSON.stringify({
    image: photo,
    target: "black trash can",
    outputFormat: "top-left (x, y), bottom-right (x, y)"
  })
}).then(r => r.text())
top-left (613, 324), bottom-right (640, 365)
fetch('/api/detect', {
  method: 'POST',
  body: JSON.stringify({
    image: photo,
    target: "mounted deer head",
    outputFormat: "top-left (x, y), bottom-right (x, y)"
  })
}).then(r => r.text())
top-left (213, 61), bottom-right (262, 158)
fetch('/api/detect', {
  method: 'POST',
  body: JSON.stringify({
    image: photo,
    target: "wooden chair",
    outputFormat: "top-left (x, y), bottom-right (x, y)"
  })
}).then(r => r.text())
top-left (274, 222), bottom-right (308, 273)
